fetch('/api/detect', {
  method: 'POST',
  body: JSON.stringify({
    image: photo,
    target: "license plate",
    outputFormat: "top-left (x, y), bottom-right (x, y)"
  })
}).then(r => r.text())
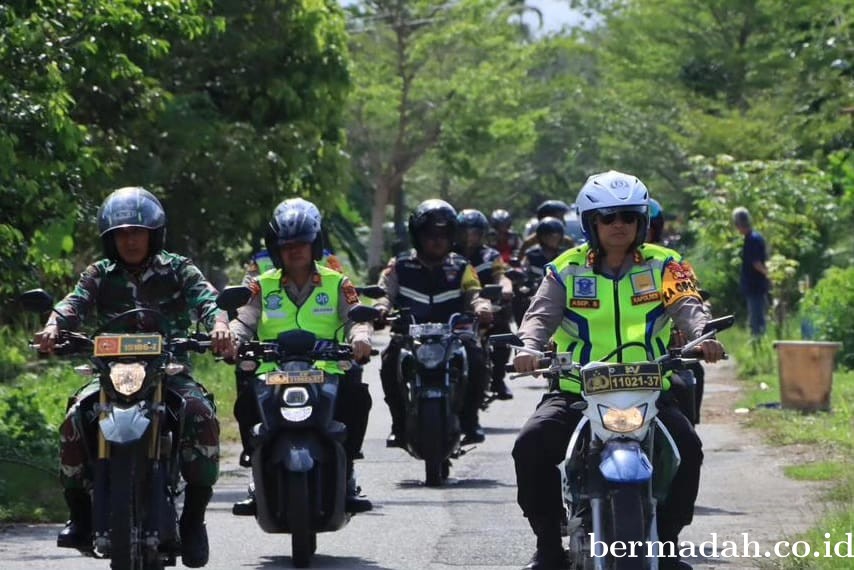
top-left (94, 334), bottom-right (162, 357)
top-left (265, 369), bottom-right (325, 385)
top-left (581, 363), bottom-right (663, 395)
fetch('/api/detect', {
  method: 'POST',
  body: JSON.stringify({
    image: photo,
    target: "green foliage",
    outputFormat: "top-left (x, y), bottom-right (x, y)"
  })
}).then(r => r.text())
top-left (802, 267), bottom-right (854, 367)
top-left (686, 155), bottom-right (837, 317)
top-left (125, 0), bottom-right (353, 271)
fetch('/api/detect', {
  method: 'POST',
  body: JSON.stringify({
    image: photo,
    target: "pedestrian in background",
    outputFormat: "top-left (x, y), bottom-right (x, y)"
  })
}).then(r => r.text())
top-left (733, 207), bottom-right (770, 338)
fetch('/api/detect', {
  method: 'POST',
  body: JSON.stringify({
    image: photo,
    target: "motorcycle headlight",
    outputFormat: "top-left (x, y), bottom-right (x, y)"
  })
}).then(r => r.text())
top-left (283, 387), bottom-right (309, 407)
top-left (599, 404), bottom-right (647, 434)
top-left (281, 406), bottom-right (313, 422)
top-left (416, 343), bottom-right (446, 369)
top-left (109, 362), bottom-right (147, 396)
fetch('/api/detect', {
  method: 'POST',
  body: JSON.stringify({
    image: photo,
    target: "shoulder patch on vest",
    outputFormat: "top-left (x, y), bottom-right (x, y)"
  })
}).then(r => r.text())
top-left (572, 276), bottom-right (597, 298)
top-left (662, 261), bottom-right (701, 306)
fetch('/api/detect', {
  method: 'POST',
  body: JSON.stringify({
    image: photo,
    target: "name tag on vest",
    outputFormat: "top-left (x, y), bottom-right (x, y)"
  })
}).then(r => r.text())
top-left (570, 299), bottom-right (601, 309)
top-left (312, 307), bottom-right (335, 315)
top-left (631, 292), bottom-right (662, 305)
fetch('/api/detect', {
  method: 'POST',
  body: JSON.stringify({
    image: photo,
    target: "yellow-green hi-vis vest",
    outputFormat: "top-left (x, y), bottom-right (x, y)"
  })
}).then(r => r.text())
top-left (549, 243), bottom-right (695, 394)
top-left (257, 265), bottom-right (346, 375)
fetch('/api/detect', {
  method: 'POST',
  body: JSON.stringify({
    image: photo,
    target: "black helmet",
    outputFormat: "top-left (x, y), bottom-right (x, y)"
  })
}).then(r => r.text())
top-left (490, 209), bottom-right (512, 229)
top-left (536, 199), bottom-right (571, 220)
top-left (457, 209), bottom-right (490, 232)
top-left (264, 198), bottom-right (324, 266)
top-left (535, 216), bottom-right (565, 241)
top-left (408, 199), bottom-right (457, 252)
top-left (97, 187), bottom-right (166, 261)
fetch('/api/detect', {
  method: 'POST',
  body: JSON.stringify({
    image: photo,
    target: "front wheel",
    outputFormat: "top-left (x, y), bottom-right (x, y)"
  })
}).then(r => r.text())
top-left (608, 485), bottom-right (648, 570)
top-left (418, 398), bottom-right (446, 487)
top-left (288, 472), bottom-right (315, 568)
top-left (109, 446), bottom-right (142, 570)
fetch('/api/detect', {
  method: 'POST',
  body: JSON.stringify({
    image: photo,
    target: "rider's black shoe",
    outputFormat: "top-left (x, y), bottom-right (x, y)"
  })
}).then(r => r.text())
top-left (57, 489), bottom-right (92, 550)
top-left (461, 426), bottom-right (486, 445)
top-left (491, 378), bottom-right (514, 400)
top-left (345, 493), bottom-right (374, 513)
top-left (386, 430), bottom-right (406, 448)
top-left (180, 485), bottom-right (212, 568)
top-left (232, 491), bottom-right (256, 516)
top-left (522, 547), bottom-right (570, 570)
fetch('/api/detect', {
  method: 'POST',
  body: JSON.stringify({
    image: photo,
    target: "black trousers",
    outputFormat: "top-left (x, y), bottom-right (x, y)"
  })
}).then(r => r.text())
top-left (512, 391), bottom-right (703, 541)
top-left (234, 366), bottom-right (372, 466)
top-left (381, 337), bottom-right (487, 434)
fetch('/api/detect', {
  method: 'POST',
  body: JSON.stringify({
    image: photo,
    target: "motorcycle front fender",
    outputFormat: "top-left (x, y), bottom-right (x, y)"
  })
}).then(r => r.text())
top-left (598, 440), bottom-right (653, 484)
top-left (99, 404), bottom-right (150, 444)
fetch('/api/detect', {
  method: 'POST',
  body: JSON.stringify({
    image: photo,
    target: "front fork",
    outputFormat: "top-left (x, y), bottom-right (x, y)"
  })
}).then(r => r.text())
top-left (92, 383), bottom-right (167, 553)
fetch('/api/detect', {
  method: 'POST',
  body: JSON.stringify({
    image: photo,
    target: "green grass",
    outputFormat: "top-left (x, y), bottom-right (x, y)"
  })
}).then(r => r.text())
top-left (723, 325), bottom-right (854, 568)
top-left (0, 459), bottom-right (65, 523)
top-left (190, 352), bottom-right (240, 443)
top-left (784, 462), bottom-right (849, 482)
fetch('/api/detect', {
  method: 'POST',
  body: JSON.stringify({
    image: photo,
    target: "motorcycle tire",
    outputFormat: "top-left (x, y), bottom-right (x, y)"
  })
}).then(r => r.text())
top-left (288, 471), bottom-right (316, 568)
top-left (419, 398), bottom-right (445, 487)
top-left (607, 485), bottom-right (648, 570)
top-left (109, 445), bottom-right (144, 570)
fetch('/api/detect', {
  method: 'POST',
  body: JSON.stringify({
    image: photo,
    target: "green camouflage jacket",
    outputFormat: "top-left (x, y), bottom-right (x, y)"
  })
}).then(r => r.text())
top-left (50, 251), bottom-right (221, 337)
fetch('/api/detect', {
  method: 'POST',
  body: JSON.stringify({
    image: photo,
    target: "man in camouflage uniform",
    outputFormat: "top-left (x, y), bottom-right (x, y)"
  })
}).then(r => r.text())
top-left (35, 187), bottom-right (233, 568)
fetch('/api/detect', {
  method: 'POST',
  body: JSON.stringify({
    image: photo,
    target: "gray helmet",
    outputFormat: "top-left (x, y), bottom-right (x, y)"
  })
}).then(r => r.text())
top-left (265, 198), bottom-right (324, 265)
top-left (97, 187), bottom-right (166, 260)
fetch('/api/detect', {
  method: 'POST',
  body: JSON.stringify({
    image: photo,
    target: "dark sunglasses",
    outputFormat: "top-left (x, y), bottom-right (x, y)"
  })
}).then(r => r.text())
top-left (597, 211), bottom-right (641, 225)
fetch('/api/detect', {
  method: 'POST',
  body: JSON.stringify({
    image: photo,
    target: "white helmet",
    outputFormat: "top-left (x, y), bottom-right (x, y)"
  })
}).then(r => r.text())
top-left (576, 170), bottom-right (649, 249)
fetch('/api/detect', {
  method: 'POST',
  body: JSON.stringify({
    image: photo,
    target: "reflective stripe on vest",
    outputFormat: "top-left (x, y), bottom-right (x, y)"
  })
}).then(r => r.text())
top-left (550, 243), bottom-right (677, 394)
top-left (257, 265), bottom-right (345, 375)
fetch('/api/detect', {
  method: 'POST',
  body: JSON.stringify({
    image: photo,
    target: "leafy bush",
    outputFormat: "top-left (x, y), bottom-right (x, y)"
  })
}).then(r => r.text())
top-left (687, 155), bottom-right (837, 318)
top-left (802, 266), bottom-right (854, 367)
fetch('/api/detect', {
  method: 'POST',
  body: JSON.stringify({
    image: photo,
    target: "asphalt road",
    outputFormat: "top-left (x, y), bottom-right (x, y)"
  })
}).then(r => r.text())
top-left (0, 340), bottom-right (821, 570)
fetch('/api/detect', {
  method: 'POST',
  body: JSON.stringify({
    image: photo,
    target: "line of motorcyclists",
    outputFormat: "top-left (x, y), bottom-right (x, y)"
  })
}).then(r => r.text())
top-left (28, 169), bottom-right (727, 570)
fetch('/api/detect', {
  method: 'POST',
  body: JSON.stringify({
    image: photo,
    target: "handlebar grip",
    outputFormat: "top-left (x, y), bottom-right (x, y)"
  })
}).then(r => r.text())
top-left (505, 358), bottom-right (552, 373)
top-left (683, 346), bottom-right (703, 359)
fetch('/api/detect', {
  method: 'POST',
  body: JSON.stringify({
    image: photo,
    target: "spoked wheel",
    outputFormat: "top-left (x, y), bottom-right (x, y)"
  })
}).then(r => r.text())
top-left (288, 472), bottom-right (315, 568)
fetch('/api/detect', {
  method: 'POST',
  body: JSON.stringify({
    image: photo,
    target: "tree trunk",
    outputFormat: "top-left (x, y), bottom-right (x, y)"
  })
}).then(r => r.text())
top-left (367, 178), bottom-right (392, 276)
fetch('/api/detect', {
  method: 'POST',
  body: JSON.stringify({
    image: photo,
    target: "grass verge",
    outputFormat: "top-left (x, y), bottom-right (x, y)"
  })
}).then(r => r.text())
top-left (720, 326), bottom-right (854, 569)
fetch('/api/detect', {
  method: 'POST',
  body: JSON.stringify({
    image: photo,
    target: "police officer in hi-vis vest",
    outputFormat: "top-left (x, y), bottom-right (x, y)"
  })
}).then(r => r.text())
top-left (511, 171), bottom-right (725, 570)
top-left (223, 198), bottom-right (374, 514)
top-left (376, 199), bottom-right (494, 447)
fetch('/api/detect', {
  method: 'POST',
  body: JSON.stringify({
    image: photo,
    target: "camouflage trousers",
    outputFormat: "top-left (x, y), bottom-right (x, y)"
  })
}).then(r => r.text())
top-left (59, 373), bottom-right (220, 489)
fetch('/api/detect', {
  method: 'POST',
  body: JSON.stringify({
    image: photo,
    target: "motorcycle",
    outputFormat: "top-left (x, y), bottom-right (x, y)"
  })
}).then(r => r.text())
top-left (20, 286), bottom-right (248, 570)
top-left (229, 295), bottom-right (379, 568)
top-left (476, 284), bottom-right (512, 409)
top-left (494, 315), bottom-right (733, 570)
top-left (505, 265), bottom-right (542, 327)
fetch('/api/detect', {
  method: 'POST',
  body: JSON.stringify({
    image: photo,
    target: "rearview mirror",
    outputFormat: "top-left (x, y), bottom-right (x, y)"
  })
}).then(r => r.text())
top-left (702, 315), bottom-right (735, 335)
top-left (489, 333), bottom-right (523, 347)
top-left (348, 304), bottom-right (381, 324)
top-left (355, 285), bottom-right (386, 299)
top-left (216, 286), bottom-right (252, 313)
top-left (479, 284), bottom-right (503, 302)
top-left (19, 289), bottom-right (54, 313)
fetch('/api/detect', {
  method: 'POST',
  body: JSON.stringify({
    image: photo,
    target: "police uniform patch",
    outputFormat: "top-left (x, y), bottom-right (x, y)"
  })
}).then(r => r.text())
top-left (630, 269), bottom-right (657, 294)
top-left (315, 292), bottom-right (330, 306)
top-left (662, 261), bottom-right (702, 307)
top-left (265, 292), bottom-right (283, 310)
top-left (570, 299), bottom-right (601, 309)
top-left (573, 276), bottom-right (597, 298)
top-left (631, 292), bottom-right (662, 305)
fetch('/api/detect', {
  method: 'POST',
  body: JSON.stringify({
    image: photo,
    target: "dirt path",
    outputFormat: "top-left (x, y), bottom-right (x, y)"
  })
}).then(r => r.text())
top-left (682, 360), bottom-right (825, 568)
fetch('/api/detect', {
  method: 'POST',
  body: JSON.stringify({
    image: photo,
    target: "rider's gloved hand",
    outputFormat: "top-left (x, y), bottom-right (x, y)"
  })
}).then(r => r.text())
top-left (700, 339), bottom-right (725, 363)
top-left (351, 339), bottom-right (372, 364)
top-left (34, 323), bottom-right (60, 353)
top-left (513, 353), bottom-right (538, 374)
top-left (212, 322), bottom-right (236, 359)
